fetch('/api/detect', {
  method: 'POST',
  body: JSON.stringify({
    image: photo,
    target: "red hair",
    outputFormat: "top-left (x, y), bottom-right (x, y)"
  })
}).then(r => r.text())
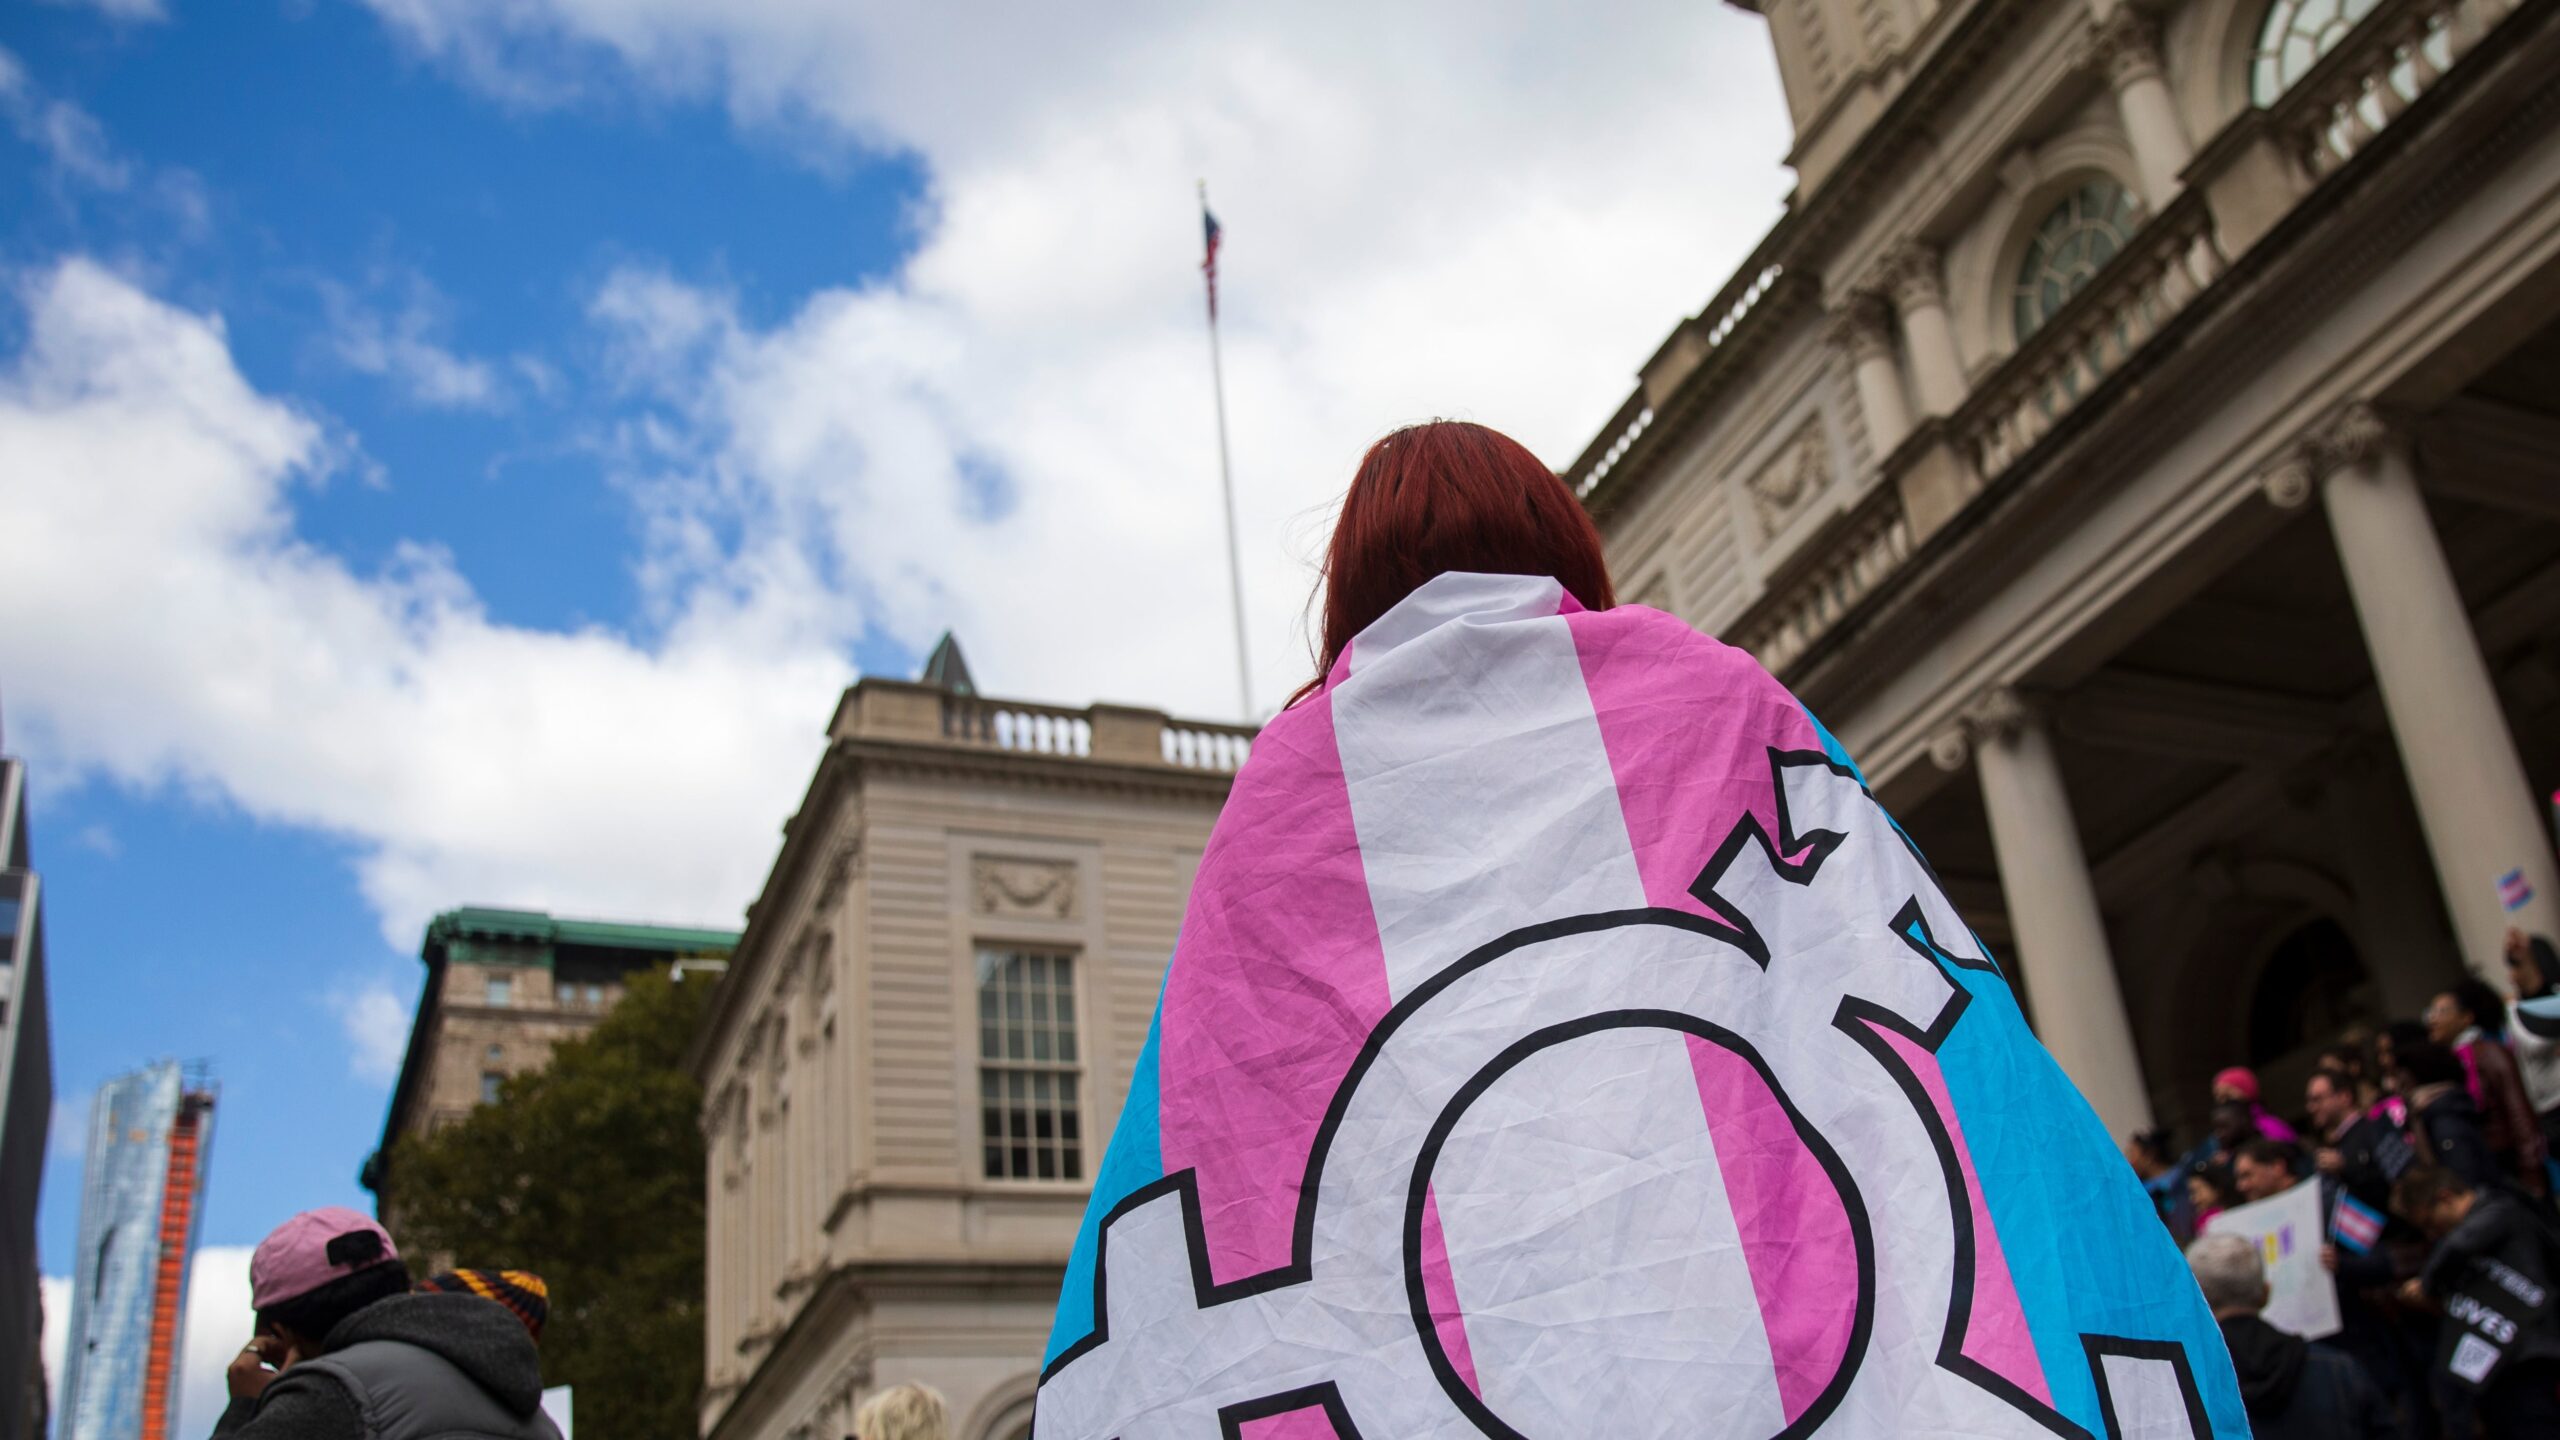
top-left (1295, 420), bottom-right (1614, 704)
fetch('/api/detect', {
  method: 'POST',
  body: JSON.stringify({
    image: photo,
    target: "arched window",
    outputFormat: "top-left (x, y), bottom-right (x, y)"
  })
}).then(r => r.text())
top-left (2251, 0), bottom-right (2381, 104)
top-left (2011, 180), bottom-right (2144, 341)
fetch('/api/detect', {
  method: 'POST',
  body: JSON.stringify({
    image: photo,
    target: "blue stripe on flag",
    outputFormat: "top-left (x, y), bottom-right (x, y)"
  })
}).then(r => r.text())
top-left (1821, 696), bottom-right (2245, 1438)
top-left (1044, 980), bottom-right (1168, 1366)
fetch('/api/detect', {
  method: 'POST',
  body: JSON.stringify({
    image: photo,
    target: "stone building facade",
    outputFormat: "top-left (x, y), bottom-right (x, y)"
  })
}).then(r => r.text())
top-left (362, 905), bottom-right (739, 1222)
top-left (1573, 0), bottom-right (2560, 1146)
top-left (692, 660), bottom-right (1251, 1440)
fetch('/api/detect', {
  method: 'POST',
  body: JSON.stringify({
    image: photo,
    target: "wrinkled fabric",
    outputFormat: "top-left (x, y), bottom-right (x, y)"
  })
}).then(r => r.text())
top-left (1036, 574), bottom-right (2245, 1439)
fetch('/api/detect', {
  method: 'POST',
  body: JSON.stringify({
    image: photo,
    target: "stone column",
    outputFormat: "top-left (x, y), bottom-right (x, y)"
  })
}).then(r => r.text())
top-left (1880, 242), bottom-right (1969, 417)
top-left (2323, 742), bottom-right (2465, 1015)
top-left (2313, 404), bottom-right (2560, 977)
top-left (2093, 12), bottom-right (2193, 209)
top-left (1828, 295), bottom-right (1913, 460)
top-left (1934, 688), bottom-right (2156, 1138)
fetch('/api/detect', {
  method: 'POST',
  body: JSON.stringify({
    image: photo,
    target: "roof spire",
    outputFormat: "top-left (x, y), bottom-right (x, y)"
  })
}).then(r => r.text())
top-left (920, 632), bottom-right (977, 696)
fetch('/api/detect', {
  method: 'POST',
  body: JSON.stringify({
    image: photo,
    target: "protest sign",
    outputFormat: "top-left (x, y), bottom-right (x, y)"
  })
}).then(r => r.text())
top-left (2203, 1179), bottom-right (2340, 1340)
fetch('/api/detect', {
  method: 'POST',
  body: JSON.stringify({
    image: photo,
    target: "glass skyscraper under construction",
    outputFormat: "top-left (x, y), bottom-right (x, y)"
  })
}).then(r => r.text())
top-left (57, 1061), bottom-right (217, 1440)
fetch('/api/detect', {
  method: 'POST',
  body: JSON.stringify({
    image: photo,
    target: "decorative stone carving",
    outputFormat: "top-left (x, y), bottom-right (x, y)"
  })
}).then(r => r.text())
top-left (2308, 401), bottom-right (2395, 474)
top-left (1927, 686), bottom-right (2040, 771)
top-left (1822, 294), bottom-right (1896, 363)
top-left (2259, 451), bottom-right (2316, 509)
top-left (1876, 240), bottom-right (1947, 311)
top-left (973, 856), bottom-right (1078, 919)
top-left (1747, 421), bottom-right (1834, 538)
top-left (815, 831), bottom-right (862, 911)
top-left (2088, 11), bottom-right (2165, 87)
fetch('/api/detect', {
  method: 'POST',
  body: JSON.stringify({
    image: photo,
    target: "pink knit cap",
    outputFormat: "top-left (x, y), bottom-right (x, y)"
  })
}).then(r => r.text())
top-left (2211, 1067), bottom-right (2260, 1102)
top-left (250, 1206), bottom-right (399, 1310)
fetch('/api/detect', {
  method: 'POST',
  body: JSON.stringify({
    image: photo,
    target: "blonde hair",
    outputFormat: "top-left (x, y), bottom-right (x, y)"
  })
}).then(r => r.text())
top-left (854, 1382), bottom-right (950, 1440)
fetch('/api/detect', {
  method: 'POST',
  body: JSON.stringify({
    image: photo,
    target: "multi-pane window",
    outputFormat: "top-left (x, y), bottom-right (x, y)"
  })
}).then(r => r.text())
top-left (484, 972), bottom-right (513, 1008)
top-left (480, 1071), bottom-right (503, 1104)
top-left (977, 948), bottom-right (1083, 1181)
top-left (2251, 0), bottom-right (2379, 104)
top-left (2012, 180), bottom-right (2143, 342)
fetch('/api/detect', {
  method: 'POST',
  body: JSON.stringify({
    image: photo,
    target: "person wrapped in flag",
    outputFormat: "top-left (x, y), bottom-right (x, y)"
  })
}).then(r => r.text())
top-left (1034, 421), bottom-right (2244, 1439)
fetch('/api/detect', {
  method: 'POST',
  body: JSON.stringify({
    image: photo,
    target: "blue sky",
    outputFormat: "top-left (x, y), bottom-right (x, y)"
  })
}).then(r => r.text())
top-left (1, 0), bottom-right (1785, 1426)
top-left (6, 0), bottom-right (931, 1281)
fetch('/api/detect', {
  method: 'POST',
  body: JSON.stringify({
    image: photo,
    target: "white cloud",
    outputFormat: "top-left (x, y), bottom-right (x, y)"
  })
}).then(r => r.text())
top-left (0, 47), bottom-right (132, 191)
top-left (40, 1274), bottom-right (68, 1410)
top-left (353, 0), bottom-right (1791, 715)
top-left (320, 275), bottom-right (513, 412)
top-left (178, 1246), bottom-right (257, 1439)
top-left (0, 2), bottom-right (1792, 947)
top-left (333, 981), bottom-right (414, 1083)
top-left (73, 821), bottom-right (118, 857)
top-left (0, 259), bottom-right (845, 942)
top-left (32, 0), bottom-right (168, 20)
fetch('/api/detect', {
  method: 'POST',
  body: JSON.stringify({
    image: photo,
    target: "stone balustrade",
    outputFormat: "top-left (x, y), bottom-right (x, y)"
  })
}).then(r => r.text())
top-left (1730, 485), bottom-right (1915, 674)
top-left (940, 694), bottom-right (1094, 757)
top-left (2273, 0), bottom-right (2516, 180)
top-left (1956, 190), bottom-right (2229, 481)
top-left (830, 680), bottom-right (1255, 773)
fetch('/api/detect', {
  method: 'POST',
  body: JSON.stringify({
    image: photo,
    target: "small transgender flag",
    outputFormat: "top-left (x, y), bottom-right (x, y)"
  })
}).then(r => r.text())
top-left (2332, 1193), bottom-right (2386, 1257)
top-left (1200, 202), bottom-right (1224, 321)
top-left (2501, 867), bottom-right (2536, 912)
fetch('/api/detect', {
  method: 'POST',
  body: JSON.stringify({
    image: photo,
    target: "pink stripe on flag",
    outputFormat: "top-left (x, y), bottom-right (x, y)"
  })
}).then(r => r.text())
top-left (1566, 607), bottom-right (1824, 916)
top-left (1685, 1034), bottom-right (1858, 1423)
top-left (1418, 1189), bottom-right (1482, 1398)
top-left (1158, 690), bottom-right (1393, 1284)
top-left (1236, 1411), bottom-right (1342, 1440)
top-left (1870, 1024), bottom-right (2051, 1406)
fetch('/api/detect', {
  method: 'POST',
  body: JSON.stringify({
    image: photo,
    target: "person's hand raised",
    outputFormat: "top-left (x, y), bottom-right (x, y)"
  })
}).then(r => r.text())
top-left (226, 1335), bottom-right (287, 1404)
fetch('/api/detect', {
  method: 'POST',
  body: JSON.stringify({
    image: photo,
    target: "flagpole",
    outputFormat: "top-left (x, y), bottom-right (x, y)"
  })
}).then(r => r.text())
top-left (1201, 181), bottom-right (1253, 721)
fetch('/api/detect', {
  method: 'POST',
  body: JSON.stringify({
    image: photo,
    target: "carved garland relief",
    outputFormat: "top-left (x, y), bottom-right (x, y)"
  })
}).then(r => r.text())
top-left (973, 856), bottom-right (1080, 920)
top-left (1746, 420), bottom-right (1834, 539)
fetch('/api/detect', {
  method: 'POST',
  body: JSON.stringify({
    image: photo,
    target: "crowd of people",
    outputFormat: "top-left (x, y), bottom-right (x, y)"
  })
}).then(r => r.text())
top-left (2134, 929), bottom-right (2560, 1439)
top-left (214, 1206), bottom-right (954, 1440)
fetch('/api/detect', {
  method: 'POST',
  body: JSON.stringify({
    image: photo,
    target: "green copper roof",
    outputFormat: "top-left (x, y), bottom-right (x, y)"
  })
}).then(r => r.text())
top-left (422, 905), bottom-right (739, 956)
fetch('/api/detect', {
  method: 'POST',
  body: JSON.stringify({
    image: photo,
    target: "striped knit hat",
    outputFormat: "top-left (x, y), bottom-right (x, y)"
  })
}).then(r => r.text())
top-left (416, 1268), bottom-right (549, 1340)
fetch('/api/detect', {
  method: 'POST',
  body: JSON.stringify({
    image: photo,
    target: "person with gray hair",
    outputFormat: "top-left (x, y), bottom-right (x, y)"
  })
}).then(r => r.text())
top-left (852, 1382), bottom-right (949, 1440)
top-left (2186, 1234), bottom-right (2396, 1439)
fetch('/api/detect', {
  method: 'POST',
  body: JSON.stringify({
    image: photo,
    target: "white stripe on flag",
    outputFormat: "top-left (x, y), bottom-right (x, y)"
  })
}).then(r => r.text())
top-left (1332, 572), bottom-right (1784, 1434)
top-left (1337, 571), bottom-right (1644, 998)
top-left (1431, 1029), bottom-right (1790, 1439)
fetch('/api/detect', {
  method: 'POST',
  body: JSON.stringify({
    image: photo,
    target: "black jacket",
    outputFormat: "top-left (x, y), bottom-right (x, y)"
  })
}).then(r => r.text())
top-left (2408, 1084), bottom-right (2505, 1191)
top-left (214, 1293), bottom-right (557, 1440)
top-left (2220, 1314), bottom-right (2399, 1440)
top-left (2419, 1191), bottom-right (2560, 1363)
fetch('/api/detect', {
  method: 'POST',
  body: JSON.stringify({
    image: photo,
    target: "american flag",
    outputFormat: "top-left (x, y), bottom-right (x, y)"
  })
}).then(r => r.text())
top-left (1201, 202), bottom-right (1223, 322)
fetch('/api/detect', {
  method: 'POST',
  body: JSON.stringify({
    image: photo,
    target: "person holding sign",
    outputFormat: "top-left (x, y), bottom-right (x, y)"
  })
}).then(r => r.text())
top-left (2393, 1167), bottom-right (2560, 1437)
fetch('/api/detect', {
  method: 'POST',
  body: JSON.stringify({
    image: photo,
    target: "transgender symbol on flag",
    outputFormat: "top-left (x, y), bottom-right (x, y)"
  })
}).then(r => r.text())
top-left (1037, 749), bottom-right (2215, 1440)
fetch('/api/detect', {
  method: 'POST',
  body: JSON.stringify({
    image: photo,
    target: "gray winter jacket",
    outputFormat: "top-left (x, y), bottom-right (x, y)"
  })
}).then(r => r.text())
top-left (215, 1294), bottom-right (562, 1440)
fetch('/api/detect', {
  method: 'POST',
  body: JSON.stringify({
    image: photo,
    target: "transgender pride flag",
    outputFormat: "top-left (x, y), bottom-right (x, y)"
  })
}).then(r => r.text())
top-left (1036, 573), bottom-right (2242, 1440)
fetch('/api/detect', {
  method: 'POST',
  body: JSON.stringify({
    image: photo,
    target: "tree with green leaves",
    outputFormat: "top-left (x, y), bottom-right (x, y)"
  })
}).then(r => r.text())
top-left (390, 963), bottom-right (711, 1439)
